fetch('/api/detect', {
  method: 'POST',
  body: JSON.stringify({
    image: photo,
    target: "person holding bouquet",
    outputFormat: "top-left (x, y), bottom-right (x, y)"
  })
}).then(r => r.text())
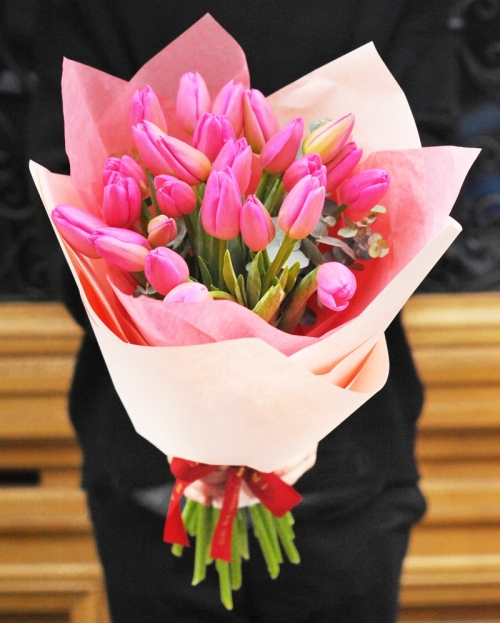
top-left (29, 0), bottom-right (458, 621)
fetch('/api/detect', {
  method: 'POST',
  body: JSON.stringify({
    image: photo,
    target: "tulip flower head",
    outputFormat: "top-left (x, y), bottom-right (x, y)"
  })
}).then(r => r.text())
top-left (340, 169), bottom-right (390, 217)
top-left (103, 156), bottom-right (148, 197)
top-left (156, 129), bottom-right (212, 185)
top-left (325, 142), bottom-right (363, 193)
top-left (147, 215), bottom-right (178, 248)
top-left (302, 113), bottom-right (354, 164)
top-left (91, 227), bottom-right (151, 272)
top-left (132, 122), bottom-right (172, 177)
top-left (201, 167), bottom-right (242, 240)
top-left (52, 204), bottom-right (107, 258)
top-left (240, 196), bottom-right (275, 252)
top-left (212, 79), bottom-right (245, 136)
top-left (260, 117), bottom-right (304, 174)
top-left (154, 174), bottom-right (197, 218)
top-left (145, 246), bottom-right (190, 295)
top-left (212, 138), bottom-right (252, 194)
top-left (192, 112), bottom-right (236, 162)
top-left (283, 153), bottom-right (327, 192)
top-left (176, 71), bottom-right (211, 134)
top-left (243, 88), bottom-right (280, 153)
top-left (277, 175), bottom-right (326, 239)
top-left (164, 281), bottom-right (212, 303)
top-left (316, 262), bottom-right (357, 311)
top-left (131, 85), bottom-right (167, 133)
top-left (102, 172), bottom-right (142, 228)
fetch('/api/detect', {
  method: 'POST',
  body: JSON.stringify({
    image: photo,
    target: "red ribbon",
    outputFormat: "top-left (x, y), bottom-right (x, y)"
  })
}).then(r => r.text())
top-left (163, 458), bottom-right (302, 562)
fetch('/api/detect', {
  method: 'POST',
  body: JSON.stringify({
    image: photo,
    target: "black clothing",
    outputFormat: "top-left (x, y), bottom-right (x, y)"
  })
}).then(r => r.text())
top-left (29, 0), bottom-right (456, 620)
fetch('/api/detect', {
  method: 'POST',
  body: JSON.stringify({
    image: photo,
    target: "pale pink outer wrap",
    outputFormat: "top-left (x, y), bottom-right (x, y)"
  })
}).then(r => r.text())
top-left (30, 15), bottom-right (479, 472)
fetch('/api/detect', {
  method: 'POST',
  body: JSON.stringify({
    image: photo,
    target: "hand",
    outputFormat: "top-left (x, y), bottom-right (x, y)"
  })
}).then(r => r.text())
top-left (168, 444), bottom-right (318, 507)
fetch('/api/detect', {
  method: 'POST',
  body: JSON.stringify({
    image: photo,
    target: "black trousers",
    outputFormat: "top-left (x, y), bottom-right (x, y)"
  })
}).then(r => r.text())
top-left (86, 481), bottom-right (425, 623)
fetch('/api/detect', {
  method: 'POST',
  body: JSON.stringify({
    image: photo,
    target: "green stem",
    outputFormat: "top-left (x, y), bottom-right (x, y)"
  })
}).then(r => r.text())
top-left (146, 170), bottom-right (161, 216)
top-left (249, 504), bottom-right (280, 579)
top-left (265, 178), bottom-right (284, 216)
top-left (255, 170), bottom-right (271, 202)
top-left (274, 514), bottom-right (300, 564)
top-left (183, 214), bottom-right (196, 251)
top-left (261, 235), bottom-right (297, 294)
top-left (192, 504), bottom-right (210, 585)
top-left (215, 559), bottom-right (234, 610)
top-left (332, 203), bottom-right (348, 219)
top-left (218, 239), bottom-right (228, 290)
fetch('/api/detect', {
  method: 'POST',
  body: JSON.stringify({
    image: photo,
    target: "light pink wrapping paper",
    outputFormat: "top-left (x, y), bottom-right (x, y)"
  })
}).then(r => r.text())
top-left (30, 15), bottom-right (479, 471)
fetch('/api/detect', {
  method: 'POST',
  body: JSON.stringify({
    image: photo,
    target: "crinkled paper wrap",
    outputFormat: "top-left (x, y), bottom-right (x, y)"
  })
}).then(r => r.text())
top-left (31, 15), bottom-right (478, 471)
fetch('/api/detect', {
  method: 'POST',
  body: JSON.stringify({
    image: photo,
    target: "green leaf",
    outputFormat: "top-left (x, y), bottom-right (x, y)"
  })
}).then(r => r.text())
top-left (278, 265), bottom-right (289, 291)
top-left (278, 267), bottom-right (320, 333)
top-left (223, 250), bottom-right (245, 306)
top-left (246, 252), bottom-right (262, 309)
top-left (252, 283), bottom-right (285, 324)
top-left (197, 256), bottom-right (214, 288)
top-left (284, 261), bottom-right (301, 294)
top-left (237, 274), bottom-right (248, 307)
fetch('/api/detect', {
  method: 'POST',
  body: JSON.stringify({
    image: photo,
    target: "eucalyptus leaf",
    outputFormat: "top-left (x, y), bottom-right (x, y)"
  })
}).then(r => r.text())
top-left (301, 238), bottom-right (324, 266)
top-left (370, 204), bottom-right (386, 214)
top-left (337, 226), bottom-right (358, 238)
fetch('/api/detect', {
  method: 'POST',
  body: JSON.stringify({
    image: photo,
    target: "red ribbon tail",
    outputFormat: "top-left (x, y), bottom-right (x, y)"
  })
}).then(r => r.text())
top-left (210, 467), bottom-right (244, 562)
top-left (244, 470), bottom-right (302, 517)
top-left (163, 480), bottom-right (190, 547)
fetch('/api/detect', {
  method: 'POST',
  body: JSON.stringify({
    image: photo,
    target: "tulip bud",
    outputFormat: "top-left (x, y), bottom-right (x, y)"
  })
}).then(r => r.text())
top-left (132, 122), bottom-right (172, 176)
top-left (51, 204), bottom-right (107, 258)
top-left (147, 214), bottom-right (177, 247)
top-left (102, 172), bottom-right (142, 228)
top-left (243, 89), bottom-right (280, 153)
top-left (302, 113), bottom-right (354, 164)
top-left (164, 281), bottom-right (212, 303)
top-left (201, 167), bottom-right (242, 240)
top-left (131, 85), bottom-right (167, 133)
top-left (156, 128), bottom-right (212, 185)
top-left (192, 112), bottom-right (236, 162)
top-left (260, 118), bottom-right (304, 174)
top-left (339, 169), bottom-right (390, 216)
top-left (325, 142), bottom-right (363, 193)
top-left (316, 262), bottom-right (357, 311)
top-left (176, 71), bottom-right (211, 135)
top-left (277, 175), bottom-right (326, 239)
top-left (154, 174), bottom-right (198, 218)
top-left (212, 138), bottom-right (252, 194)
top-left (212, 79), bottom-right (245, 136)
top-left (240, 196), bottom-right (275, 252)
top-left (283, 153), bottom-right (326, 192)
top-left (145, 246), bottom-right (189, 295)
top-left (91, 227), bottom-right (150, 272)
top-left (103, 156), bottom-right (149, 197)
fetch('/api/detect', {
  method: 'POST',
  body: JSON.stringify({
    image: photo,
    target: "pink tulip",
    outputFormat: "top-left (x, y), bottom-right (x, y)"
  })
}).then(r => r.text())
top-left (91, 227), bottom-right (150, 272)
top-left (260, 118), bottom-right (304, 174)
top-left (164, 281), bottom-right (212, 303)
top-left (192, 112), bottom-right (236, 162)
top-left (339, 169), bottom-right (390, 216)
top-left (240, 196), bottom-right (275, 252)
top-left (212, 138), bottom-right (252, 194)
top-left (243, 89), bottom-right (280, 153)
top-left (176, 71), bottom-right (211, 135)
top-left (102, 172), bottom-right (142, 228)
top-left (147, 215), bottom-right (177, 247)
top-left (212, 79), bottom-right (245, 136)
top-left (132, 122), bottom-right (172, 176)
top-left (316, 262), bottom-right (357, 311)
top-left (302, 113), bottom-right (354, 164)
top-left (51, 204), bottom-right (107, 258)
top-left (277, 175), bottom-right (326, 239)
top-left (156, 128), bottom-right (212, 185)
top-left (131, 85), bottom-right (167, 133)
top-left (201, 167), bottom-right (242, 240)
top-left (325, 142), bottom-right (363, 193)
top-left (103, 156), bottom-right (148, 197)
top-left (283, 153), bottom-right (327, 192)
top-left (154, 174), bottom-right (198, 218)
top-left (144, 246), bottom-right (189, 295)
top-left (247, 153), bottom-right (264, 195)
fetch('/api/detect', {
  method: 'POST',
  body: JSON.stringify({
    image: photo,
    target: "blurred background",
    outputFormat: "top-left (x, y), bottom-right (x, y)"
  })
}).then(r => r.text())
top-left (1, 0), bottom-right (500, 621)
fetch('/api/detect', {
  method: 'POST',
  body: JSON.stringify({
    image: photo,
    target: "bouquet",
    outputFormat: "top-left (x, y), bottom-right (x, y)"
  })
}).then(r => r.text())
top-left (30, 14), bottom-right (478, 609)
